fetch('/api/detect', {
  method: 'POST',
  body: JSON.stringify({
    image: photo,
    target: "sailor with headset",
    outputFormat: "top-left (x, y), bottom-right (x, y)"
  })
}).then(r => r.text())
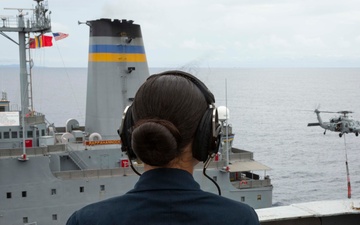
top-left (67, 70), bottom-right (259, 225)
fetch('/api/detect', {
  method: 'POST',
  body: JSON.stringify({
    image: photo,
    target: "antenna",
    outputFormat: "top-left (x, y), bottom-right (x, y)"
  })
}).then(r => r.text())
top-left (78, 21), bottom-right (91, 26)
top-left (0, 16), bottom-right (9, 27)
top-left (4, 8), bottom-right (34, 11)
top-left (3, 8), bottom-right (34, 16)
top-left (225, 78), bottom-right (229, 166)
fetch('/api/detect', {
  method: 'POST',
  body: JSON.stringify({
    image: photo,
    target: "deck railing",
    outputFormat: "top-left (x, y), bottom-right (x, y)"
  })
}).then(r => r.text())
top-left (231, 178), bottom-right (272, 189)
top-left (54, 167), bottom-right (139, 180)
top-left (0, 13), bottom-right (50, 30)
top-left (24, 114), bottom-right (45, 125)
top-left (0, 144), bottom-right (66, 157)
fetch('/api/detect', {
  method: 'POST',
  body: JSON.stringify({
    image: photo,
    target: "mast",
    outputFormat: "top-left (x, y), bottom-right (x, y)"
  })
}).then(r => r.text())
top-left (0, 0), bottom-right (51, 160)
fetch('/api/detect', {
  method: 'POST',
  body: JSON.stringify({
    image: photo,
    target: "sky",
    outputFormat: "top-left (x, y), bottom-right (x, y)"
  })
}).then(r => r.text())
top-left (0, 0), bottom-right (360, 68)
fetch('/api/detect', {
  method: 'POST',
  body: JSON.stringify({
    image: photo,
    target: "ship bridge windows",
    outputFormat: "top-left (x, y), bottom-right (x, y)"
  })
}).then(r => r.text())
top-left (11, 131), bottom-right (18, 138)
top-left (27, 131), bottom-right (33, 138)
top-left (0, 131), bottom-right (19, 139)
top-left (4, 131), bottom-right (9, 139)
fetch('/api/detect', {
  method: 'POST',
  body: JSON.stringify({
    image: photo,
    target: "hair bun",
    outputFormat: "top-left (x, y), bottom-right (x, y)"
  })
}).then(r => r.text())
top-left (131, 119), bottom-right (182, 166)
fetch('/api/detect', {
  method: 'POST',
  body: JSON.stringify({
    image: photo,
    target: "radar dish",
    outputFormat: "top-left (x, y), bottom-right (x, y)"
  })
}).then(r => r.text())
top-left (218, 106), bottom-right (230, 122)
top-left (61, 132), bottom-right (75, 143)
top-left (65, 118), bottom-right (80, 133)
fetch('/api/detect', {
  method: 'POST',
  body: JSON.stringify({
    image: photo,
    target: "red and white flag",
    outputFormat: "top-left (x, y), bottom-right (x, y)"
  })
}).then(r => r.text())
top-left (29, 35), bottom-right (53, 48)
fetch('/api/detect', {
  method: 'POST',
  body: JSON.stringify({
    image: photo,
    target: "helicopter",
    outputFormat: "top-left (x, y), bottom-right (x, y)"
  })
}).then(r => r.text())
top-left (307, 109), bottom-right (360, 137)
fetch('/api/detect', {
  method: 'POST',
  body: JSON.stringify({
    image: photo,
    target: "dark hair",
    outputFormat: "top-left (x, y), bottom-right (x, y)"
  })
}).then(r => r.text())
top-left (131, 74), bottom-right (208, 166)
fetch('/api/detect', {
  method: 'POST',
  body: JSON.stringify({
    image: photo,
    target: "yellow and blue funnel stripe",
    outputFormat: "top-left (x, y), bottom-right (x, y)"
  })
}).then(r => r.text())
top-left (89, 44), bottom-right (147, 62)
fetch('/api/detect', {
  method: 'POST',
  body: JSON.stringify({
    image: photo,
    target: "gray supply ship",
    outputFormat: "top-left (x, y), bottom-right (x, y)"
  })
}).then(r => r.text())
top-left (0, 1), bottom-right (273, 224)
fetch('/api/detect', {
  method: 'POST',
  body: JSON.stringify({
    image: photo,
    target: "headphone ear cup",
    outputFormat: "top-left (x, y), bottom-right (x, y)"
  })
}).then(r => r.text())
top-left (120, 106), bottom-right (137, 160)
top-left (193, 108), bottom-right (218, 162)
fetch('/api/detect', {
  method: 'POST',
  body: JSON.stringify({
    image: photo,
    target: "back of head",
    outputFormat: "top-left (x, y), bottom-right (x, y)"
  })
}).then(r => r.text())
top-left (131, 73), bottom-right (208, 166)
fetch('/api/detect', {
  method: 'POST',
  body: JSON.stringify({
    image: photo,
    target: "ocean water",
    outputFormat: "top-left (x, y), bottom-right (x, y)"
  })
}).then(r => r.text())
top-left (1, 67), bottom-right (359, 206)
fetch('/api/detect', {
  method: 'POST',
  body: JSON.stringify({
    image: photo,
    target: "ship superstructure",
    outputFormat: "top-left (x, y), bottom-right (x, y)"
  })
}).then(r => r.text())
top-left (0, 1), bottom-right (272, 224)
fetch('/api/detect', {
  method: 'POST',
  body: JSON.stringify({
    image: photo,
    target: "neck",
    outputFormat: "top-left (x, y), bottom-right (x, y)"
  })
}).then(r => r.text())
top-left (144, 144), bottom-right (198, 174)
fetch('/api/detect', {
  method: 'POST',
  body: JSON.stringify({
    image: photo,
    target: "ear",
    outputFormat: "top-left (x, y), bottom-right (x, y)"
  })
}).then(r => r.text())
top-left (192, 107), bottom-right (221, 162)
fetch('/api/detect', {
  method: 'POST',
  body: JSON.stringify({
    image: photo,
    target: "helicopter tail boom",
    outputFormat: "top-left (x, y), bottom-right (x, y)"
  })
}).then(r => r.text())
top-left (307, 123), bottom-right (320, 127)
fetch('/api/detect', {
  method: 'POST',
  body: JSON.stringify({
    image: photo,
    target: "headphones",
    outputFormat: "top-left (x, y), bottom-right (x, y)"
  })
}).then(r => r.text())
top-left (119, 70), bottom-right (221, 163)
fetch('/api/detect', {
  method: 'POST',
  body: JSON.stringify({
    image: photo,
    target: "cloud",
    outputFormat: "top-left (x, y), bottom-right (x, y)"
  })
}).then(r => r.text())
top-left (2, 0), bottom-right (360, 67)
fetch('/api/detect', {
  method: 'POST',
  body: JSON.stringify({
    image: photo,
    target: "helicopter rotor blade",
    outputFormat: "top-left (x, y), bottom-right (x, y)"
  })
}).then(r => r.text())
top-left (297, 109), bottom-right (315, 112)
top-left (316, 110), bottom-right (339, 113)
top-left (337, 111), bottom-right (353, 114)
